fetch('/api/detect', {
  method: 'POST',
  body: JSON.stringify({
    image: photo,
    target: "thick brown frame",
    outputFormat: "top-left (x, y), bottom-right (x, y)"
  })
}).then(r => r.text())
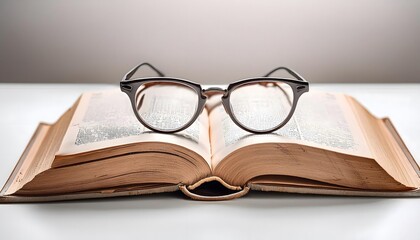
top-left (120, 63), bottom-right (309, 134)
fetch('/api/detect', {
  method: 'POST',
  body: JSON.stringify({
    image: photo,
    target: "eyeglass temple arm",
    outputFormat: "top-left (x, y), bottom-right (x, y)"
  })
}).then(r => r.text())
top-left (263, 67), bottom-right (307, 82)
top-left (123, 62), bottom-right (165, 81)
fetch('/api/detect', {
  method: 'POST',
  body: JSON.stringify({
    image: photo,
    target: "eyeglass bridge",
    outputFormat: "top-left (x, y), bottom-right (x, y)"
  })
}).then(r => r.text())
top-left (202, 87), bottom-right (228, 98)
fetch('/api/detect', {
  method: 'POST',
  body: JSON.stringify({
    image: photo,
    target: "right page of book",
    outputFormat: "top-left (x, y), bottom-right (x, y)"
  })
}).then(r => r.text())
top-left (209, 89), bottom-right (372, 168)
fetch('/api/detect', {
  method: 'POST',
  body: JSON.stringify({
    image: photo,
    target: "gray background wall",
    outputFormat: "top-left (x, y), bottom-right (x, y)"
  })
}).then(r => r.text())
top-left (0, 0), bottom-right (419, 84)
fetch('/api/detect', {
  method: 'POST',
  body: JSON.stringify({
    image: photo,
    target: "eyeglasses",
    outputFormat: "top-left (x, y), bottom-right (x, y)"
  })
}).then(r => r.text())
top-left (120, 63), bottom-right (309, 134)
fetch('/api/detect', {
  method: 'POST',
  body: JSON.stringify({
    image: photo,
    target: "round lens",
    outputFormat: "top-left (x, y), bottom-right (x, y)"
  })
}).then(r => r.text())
top-left (229, 82), bottom-right (294, 132)
top-left (135, 82), bottom-right (199, 131)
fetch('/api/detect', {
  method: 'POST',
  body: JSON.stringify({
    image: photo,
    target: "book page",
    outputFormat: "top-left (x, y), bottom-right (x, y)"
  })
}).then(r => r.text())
top-left (209, 90), bottom-right (372, 167)
top-left (57, 89), bottom-right (211, 163)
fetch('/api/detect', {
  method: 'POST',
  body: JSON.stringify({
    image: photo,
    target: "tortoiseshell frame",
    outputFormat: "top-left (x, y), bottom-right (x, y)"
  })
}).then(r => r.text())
top-left (120, 63), bottom-right (309, 134)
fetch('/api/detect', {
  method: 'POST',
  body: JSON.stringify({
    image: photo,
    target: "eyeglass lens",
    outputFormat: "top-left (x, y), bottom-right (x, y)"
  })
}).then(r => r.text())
top-left (229, 82), bottom-right (294, 131)
top-left (135, 82), bottom-right (199, 131)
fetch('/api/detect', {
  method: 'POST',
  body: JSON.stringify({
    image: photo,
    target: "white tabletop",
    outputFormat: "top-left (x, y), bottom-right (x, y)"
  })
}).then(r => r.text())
top-left (0, 83), bottom-right (419, 240)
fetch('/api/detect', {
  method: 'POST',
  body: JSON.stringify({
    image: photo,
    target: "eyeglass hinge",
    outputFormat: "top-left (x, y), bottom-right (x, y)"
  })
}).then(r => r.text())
top-left (120, 84), bottom-right (133, 92)
top-left (296, 85), bottom-right (308, 93)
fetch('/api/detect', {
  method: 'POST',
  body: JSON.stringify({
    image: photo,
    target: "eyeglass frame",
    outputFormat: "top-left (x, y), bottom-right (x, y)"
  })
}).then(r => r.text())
top-left (120, 62), bottom-right (309, 134)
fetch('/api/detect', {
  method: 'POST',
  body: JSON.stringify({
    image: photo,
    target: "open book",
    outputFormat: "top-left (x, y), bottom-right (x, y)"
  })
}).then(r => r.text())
top-left (1, 88), bottom-right (420, 202)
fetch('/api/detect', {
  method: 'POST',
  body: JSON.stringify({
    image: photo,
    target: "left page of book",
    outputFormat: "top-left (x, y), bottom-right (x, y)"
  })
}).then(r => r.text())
top-left (57, 89), bottom-right (212, 163)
